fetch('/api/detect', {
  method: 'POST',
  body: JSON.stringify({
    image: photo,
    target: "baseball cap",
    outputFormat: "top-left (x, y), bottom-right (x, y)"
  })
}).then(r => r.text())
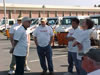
top-left (41, 18), bottom-right (47, 22)
top-left (22, 17), bottom-right (31, 23)
top-left (17, 17), bottom-right (23, 20)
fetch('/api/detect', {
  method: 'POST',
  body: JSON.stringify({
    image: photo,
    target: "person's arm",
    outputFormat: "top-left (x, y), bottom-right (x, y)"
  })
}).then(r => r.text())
top-left (10, 34), bottom-right (14, 47)
top-left (49, 36), bottom-right (53, 45)
top-left (34, 37), bottom-right (38, 46)
top-left (49, 26), bottom-right (54, 45)
top-left (66, 36), bottom-right (75, 41)
top-left (28, 34), bottom-right (30, 46)
top-left (9, 25), bottom-right (15, 47)
top-left (10, 40), bottom-right (18, 53)
top-left (72, 41), bottom-right (83, 51)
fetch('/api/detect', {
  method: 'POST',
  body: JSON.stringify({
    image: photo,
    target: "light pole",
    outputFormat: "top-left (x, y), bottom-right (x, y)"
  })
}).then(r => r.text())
top-left (3, 0), bottom-right (7, 30)
top-left (42, 5), bottom-right (45, 17)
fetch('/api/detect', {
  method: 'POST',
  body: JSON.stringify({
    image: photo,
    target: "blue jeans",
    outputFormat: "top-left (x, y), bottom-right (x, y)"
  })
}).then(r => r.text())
top-left (37, 44), bottom-right (54, 72)
top-left (68, 51), bottom-right (80, 75)
top-left (78, 60), bottom-right (87, 75)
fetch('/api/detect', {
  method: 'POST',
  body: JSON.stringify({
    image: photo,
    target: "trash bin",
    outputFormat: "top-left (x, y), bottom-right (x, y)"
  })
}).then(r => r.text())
top-left (6, 29), bottom-right (10, 40)
top-left (57, 32), bottom-right (68, 46)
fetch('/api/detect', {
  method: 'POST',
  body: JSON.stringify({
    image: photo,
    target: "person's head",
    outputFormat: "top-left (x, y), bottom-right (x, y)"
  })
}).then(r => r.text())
top-left (82, 48), bottom-right (100, 73)
top-left (22, 17), bottom-right (32, 28)
top-left (41, 18), bottom-right (47, 27)
top-left (72, 18), bottom-right (79, 29)
top-left (17, 17), bottom-right (23, 24)
top-left (81, 18), bottom-right (94, 30)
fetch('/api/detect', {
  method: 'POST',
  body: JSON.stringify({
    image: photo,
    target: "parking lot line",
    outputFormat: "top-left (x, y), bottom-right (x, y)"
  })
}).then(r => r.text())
top-left (29, 55), bottom-right (67, 63)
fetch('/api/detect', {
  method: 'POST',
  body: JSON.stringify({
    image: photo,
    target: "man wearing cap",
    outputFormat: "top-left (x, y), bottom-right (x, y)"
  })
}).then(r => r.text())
top-left (8, 17), bottom-right (31, 74)
top-left (10, 17), bottom-right (31, 75)
top-left (33, 18), bottom-right (54, 75)
top-left (8, 17), bottom-right (22, 74)
top-left (82, 48), bottom-right (100, 75)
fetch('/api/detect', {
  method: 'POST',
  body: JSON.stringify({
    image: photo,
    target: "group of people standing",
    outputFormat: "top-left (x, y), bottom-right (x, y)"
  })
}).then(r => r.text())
top-left (8, 16), bottom-right (100, 75)
top-left (8, 17), bottom-right (54, 75)
top-left (64, 18), bottom-right (100, 75)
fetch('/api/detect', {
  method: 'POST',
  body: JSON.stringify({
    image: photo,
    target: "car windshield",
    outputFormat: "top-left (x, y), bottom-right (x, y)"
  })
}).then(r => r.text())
top-left (0, 19), bottom-right (7, 25)
top-left (90, 17), bottom-right (100, 25)
top-left (61, 18), bottom-right (72, 25)
top-left (47, 19), bottom-right (58, 25)
top-left (31, 19), bottom-right (39, 26)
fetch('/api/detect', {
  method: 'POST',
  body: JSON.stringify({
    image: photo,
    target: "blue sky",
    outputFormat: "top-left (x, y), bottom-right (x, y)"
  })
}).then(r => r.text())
top-left (0, 0), bottom-right (100, 7)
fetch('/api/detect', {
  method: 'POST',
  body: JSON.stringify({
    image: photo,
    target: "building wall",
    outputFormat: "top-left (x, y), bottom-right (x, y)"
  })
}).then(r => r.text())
top-left (32, 11), bottom-right (39, 18)
top-left (0, 10), bottom-right (100, 19)
top-left (11, 10), bottom-right (20, 19)
top-left (49, 11), bottom-right (55, 17)
top-left (22, 10), bottom-right (29, 17)
top-left (64, 11), bottom-right (70, 16)
top-left (57, 11), bottom-right (63, 17)
top-left (0, 10), bottom-right (4, 19)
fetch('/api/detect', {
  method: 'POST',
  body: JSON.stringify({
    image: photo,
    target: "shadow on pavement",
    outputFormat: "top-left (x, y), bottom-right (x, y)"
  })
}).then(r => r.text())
top-left (0, 70), bottom-right (8, 75)
top-left (0, 71), bottom-right (77, 75)
top-left (25, 72), bottom-right (65, 75)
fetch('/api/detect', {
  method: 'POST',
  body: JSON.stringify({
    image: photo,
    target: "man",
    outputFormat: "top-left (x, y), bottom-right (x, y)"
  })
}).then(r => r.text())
top-left (8, 17), bottom-right (22, 74)
top-left (8, 17), bottom-right (31, 74)
top-left (10, 17), bottom-right (31, 75)
top-left (64, 18), bottom-right (81, 75)
top-left (82, 48), bottom-right (100, 75)
top-left (33, 18), bottom-right (54, 75)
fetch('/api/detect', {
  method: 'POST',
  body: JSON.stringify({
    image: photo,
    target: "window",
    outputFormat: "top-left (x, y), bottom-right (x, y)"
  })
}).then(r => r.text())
top-left (47, 19), bottom-right (58, 25)
top-left (90, 17), bottom-right (100, 25)
top-left (61, 18), bottom-right (72, 25)
top-left (9, 21), bottom-right (14, 25)
top-left (30, 19), bottom-right (39, 26)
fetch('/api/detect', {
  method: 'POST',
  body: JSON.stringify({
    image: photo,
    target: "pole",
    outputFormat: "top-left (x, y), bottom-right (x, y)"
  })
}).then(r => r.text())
top-left (3, 0), bottom-right (7, 30)
top-left (42, 5), bottom-right (45, 17)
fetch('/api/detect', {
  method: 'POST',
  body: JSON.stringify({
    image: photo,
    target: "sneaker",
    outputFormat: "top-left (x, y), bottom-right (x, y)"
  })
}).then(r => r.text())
top-left (63, 72), bottom-right (73, 75)
top-left (8, 70), bottom-right (15, 74)
top-left (41, 71), bottom-right (47, 75)
top-left (24, 66), bottom-right (31, 71)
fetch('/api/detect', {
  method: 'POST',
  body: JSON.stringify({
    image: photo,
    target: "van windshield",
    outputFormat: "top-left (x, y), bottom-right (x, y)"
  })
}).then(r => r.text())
top-left (61, 18), bottom-right (72, 25)
top-left (0, 19), bottom-right (7, 25)
top-left (90, 17), bottom-right (100, 25)
top-left (31, 19), bottom-right (39, 26)
top-left (47, 18), bottom-right (58, 25)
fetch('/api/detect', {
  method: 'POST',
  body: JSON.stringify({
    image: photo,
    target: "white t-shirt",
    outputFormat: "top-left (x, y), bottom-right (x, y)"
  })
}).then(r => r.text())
top-left (33, 25), bottom-right (53, 47)
top-left (9, 23), bottom-right (21, 34)
top-left (13, 26), bottom-right (28, 56)
top-left (88, 69), bottom-right (100, 75)
top-left (67, 28), bottom-right (81, 53)
top-left (73, 29), bottom-right (92, 60)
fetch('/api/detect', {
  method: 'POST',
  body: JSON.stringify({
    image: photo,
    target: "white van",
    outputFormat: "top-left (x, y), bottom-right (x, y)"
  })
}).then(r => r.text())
top-left (90, 15), bottom-right (100, 45)
top-left (55, 16), bottom-right (88, 32)
top-left (28, 18), bottom-right (41, 34)
top-left (0, 19), bottom-right (15, 32)
top-left (47, 17), bottom-right (62, 29)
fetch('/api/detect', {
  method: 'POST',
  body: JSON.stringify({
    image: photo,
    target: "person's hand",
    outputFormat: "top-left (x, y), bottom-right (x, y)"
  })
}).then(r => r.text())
top-left (9, 48), bottom-right (14, 54)
top-left (78, 44), bottom-right (83, 51)
top-left (72, 41), bottom-right (77, 47)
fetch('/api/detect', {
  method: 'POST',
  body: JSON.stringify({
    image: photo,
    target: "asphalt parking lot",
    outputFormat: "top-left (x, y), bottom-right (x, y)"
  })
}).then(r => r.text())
top-left (0, 33), bottom-right (77, 75)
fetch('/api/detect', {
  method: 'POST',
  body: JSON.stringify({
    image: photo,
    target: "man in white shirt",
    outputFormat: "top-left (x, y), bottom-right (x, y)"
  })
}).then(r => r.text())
top-left (82, 48), bottom-right (100, 75)
top-left (64, 18), bottom-right (81, 75)
top-left (8, 17), bottom-right (22, 74)
top-left (10, 17), bottom-right (31, 75)
top-left (33, 18), bottom-right (54, 75)
top-left (8, 17), bottom-right (31, 74)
